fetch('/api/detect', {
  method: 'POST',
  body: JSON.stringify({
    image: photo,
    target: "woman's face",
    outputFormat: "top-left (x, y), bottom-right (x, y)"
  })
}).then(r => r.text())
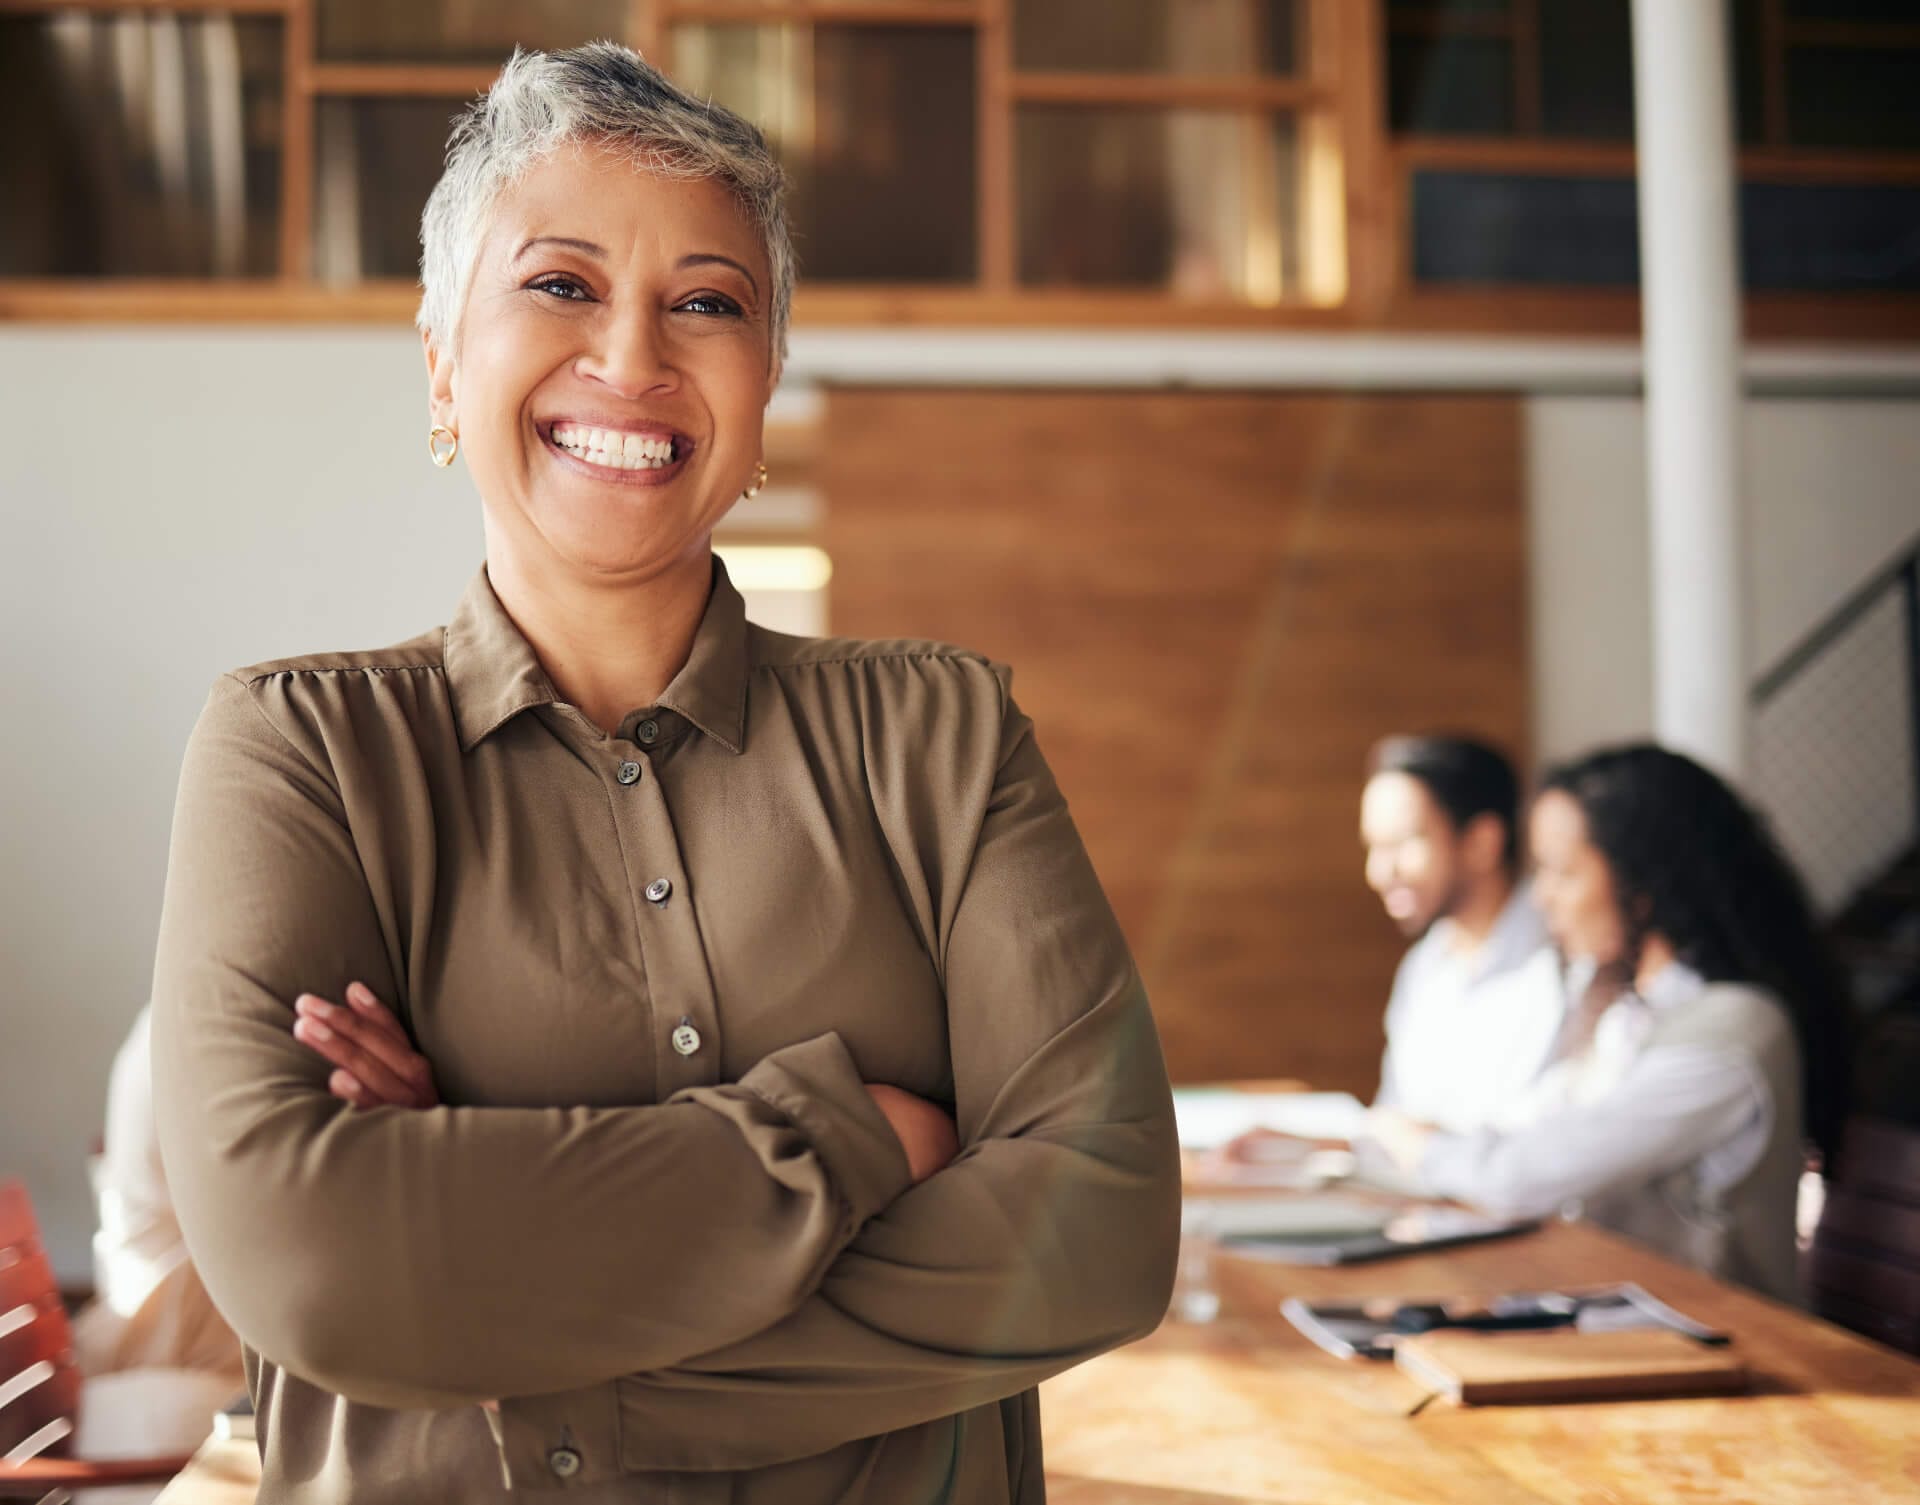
top-left (426, 144), bottom-right (776, 586)
top-left (1528, 789), bottom-right (1628, 965)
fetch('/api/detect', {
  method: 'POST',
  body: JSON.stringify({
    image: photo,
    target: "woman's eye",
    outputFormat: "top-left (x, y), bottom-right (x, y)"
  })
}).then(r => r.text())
top-left (677, 293), bottom-right (742, 317)
top-left (530, 276), bottom-right (590, 302)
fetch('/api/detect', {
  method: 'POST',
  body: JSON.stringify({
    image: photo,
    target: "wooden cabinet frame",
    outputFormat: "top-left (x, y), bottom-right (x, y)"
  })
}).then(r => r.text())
top-left (2, 0), bottom-right (1917, 338)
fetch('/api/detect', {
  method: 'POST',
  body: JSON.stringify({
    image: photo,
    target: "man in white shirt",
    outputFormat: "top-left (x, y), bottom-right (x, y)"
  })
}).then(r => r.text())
top-left (1359, 736), bottom-right (1567, 1135)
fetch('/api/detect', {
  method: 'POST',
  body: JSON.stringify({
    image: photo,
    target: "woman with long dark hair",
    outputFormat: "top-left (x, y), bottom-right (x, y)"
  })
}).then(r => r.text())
top-left (1367, 743), bottom-right (1849, 1302)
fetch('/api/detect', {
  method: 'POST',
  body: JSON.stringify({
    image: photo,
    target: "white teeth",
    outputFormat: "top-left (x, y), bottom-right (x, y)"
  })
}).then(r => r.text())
top-left (550, 423), bottom-right (678, 471)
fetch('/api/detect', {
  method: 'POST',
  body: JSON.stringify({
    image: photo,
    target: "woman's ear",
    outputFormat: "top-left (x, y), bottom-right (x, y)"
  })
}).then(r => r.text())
top-left (423, 328), bottom-right (457, 430)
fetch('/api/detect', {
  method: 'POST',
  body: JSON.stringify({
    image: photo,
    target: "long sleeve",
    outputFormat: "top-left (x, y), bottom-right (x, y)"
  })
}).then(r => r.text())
top-left (495, 680), bottom-right (1183, 1475)
top-left (1417, 1040), bottom-right (1771, 1219)
top-left (151, 674), bottom-right (912, 1417)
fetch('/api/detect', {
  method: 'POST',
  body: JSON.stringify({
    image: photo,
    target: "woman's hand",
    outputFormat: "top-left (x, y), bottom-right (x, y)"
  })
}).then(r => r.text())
top-left (863, 1084), bottom-right (959, 1183)
top-left (291, 983), bottom-right (439, 1110)
top-left (1361, 1107), bottom-right (1435, 1173)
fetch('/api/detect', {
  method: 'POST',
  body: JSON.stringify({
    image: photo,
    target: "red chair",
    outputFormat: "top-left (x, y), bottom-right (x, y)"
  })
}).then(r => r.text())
top-left (0, 1179), bottom-right (198, 1500)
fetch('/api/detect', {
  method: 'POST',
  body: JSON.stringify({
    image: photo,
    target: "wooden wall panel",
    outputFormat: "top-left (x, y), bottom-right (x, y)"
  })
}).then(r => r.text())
top-left (820, 389), bottom-right (1527, 1094)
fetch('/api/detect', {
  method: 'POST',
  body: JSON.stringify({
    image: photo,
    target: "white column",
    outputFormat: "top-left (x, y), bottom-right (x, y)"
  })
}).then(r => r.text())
top-left (1631, 0), bottom-right (1747, 777)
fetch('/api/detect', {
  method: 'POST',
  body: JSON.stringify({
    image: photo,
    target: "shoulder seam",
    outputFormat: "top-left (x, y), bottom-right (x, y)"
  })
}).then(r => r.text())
top-left (234, 662), bottom-right (446, 687)
top-left (751, 648), bottom-right (992, 673)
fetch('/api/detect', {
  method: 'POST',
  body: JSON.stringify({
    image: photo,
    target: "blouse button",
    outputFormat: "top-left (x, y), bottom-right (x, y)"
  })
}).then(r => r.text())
top-left (636, 718), bottom-right (661, 744)
top-left (644, 877), bottom-right (673, 904)
top-left (548, 1447), bottom-right (582, 1479)
top-left (672, 1023), bottom-right (703, 1057)
top-left (616, 761), bottom-right (641, 786)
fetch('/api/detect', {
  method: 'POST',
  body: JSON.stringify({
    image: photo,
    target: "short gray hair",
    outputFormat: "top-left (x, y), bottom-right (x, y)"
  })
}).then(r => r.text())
top-left (417, 41), bottom-right (794, 364)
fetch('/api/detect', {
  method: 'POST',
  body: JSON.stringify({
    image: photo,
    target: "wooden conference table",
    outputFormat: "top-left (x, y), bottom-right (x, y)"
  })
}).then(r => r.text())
top-left (158, 1188), bottom-right (1920, 1504)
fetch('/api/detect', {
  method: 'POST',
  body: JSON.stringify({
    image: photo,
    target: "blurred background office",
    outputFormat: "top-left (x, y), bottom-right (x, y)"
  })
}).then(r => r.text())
top-left (2, 0), bottom-right (1916, 1343)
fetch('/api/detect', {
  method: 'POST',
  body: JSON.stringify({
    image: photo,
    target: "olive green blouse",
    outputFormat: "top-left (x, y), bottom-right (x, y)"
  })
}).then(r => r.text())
top-left (151, 558), bottom-right (1180, 1503)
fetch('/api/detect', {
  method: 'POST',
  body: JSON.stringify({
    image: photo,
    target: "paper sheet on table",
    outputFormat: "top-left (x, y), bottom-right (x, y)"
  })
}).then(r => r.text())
top-left (1199, 1193), bottom-right (1393, 1241)
top-left (1172, 1088), bottom-right (1368, 1150)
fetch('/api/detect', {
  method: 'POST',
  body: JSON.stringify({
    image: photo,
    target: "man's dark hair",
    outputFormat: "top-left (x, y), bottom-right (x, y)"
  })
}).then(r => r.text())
top-left (1366, 734), bottom-right (1520, 871)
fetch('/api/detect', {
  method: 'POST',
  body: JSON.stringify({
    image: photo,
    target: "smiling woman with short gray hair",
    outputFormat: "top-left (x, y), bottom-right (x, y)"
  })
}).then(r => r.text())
top-left (150, 41), bottom-right (1179, 1505)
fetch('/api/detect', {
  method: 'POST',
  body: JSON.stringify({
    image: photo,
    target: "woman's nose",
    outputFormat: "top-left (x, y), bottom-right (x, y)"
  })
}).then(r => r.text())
top-left (576, 314), bottom-right (678, 397)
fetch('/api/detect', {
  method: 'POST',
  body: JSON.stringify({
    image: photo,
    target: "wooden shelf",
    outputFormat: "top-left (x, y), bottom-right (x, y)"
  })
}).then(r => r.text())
top-left (305, 63), bottom-right (500, 97)
top-left (1008, 73), bottom-right (1326, 111)
top-left (663, 1), bottom-right (985, 25)
top-left (7, 277), bottom-right (1917, 344)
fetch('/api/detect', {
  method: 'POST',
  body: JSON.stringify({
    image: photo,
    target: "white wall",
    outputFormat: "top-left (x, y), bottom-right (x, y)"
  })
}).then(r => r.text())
top-left (3, 329), bottom-right (479, 1278)
top-left (3, 327), bottom-right (1916, 1280)
top-left (1525, 395), bottom-right (1920, 762)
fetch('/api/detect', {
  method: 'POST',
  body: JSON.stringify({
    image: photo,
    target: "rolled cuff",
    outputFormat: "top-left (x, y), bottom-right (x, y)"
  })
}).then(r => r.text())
top-left (735, 1031), bottom-right (915, 1232)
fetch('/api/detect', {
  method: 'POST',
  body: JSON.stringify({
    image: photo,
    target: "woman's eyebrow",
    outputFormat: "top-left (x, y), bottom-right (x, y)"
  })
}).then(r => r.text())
top-left (679, 253), bottom-right (760, 298)
top-left (512, 235), bottom-right (606, 263)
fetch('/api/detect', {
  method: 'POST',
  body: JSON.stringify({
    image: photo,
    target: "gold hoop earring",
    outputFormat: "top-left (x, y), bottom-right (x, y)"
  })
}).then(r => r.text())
top-left (742, 461), bottom-right (769, 500)
top-left (428, 425), bottom-right (459, 468)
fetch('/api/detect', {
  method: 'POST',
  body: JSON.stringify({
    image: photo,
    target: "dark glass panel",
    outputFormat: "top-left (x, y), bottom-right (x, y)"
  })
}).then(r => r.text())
top-left (1538, 0), bottom-right (1635, 140)
top-left (1014, 0), bottom-right (1302, 77)
top-left (1388, 34), bottom-right (1515, 134)
top-left (1786, 44), bottom-right (1920, 149)
top-left (0, 13), bottom-right (283, 277)
top-left (671, 24), bottom-right (977, 283)
top-left (1017, 108), bottom-right (1316, 301)
top-left (315, 0), bottom-right (626, 67)
top-left (1731, 0), bottom-right (1769, 145)
top-left (1783, 1), bottom-right (1920, 21)
top-left (312, 98), bottom-right (457, 283)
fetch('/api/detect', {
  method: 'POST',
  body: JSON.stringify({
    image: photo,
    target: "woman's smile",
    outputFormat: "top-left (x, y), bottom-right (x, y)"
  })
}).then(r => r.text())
top-left (540, 417), bottom-right (695, 486)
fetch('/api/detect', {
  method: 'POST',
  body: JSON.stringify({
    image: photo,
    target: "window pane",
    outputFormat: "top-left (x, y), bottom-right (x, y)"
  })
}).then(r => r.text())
top-left (1743, 181), bottom-right (1920, 291)
top-left (1787, 45), bottom-right (1920, 150)
top-left (313, 98), bottom-right (457, 283)
top-left (1014, 0), bottom-right (1303, 77)
top-left (1388, 34), bottom-right (1515, 134)
top-left (1538, 0), bottom-right (1634, 140)
top-left (1784, 0), bottom-right (1920, 20)
top-left (1411, 170), bottom-right (1638, 285)
top-left (316, 0), bottom-right (627, 66)
top-left (1730, 0), bottom-right (1768, 145)
top-left (0, 13), bottom-right (282, 277)
top-left (671, 24), bottom-right (977, 282)
top-left (1410, 170), bottom-right (1920, 292)
top-left (1017, 108), bottom-right (1341, 303)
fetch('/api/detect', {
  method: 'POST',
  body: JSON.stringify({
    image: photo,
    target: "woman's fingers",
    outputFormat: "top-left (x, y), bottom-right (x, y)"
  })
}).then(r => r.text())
top-left (328, 1069), bottom-right (377, 1109)
top-left (341, 983), bottom-right (439, 1100)
top-left (343, 981), bottom-right (413, 1050)
top-left (293, 994), bottom-right (437, 1108)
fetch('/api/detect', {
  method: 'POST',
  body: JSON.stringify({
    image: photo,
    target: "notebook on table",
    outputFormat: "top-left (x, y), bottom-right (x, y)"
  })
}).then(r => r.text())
top-left (1394, 1327), bottom-right (1749, 1405)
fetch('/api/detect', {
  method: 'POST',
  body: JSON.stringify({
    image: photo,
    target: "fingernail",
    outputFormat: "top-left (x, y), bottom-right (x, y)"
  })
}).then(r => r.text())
top-left (348, 982), bottom-right (381, 1010)
top-left (297, 996), bottom-right (334, 1019)
top-left (296, 1017), bottom-right (333, 1043)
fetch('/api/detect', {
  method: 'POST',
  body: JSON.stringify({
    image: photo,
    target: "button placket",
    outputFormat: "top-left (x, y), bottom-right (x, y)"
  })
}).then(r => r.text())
top-left (611, 756), bottom-right (721, 1100)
